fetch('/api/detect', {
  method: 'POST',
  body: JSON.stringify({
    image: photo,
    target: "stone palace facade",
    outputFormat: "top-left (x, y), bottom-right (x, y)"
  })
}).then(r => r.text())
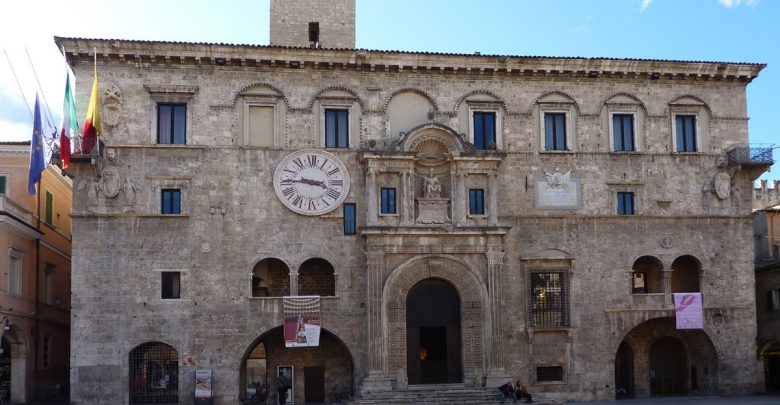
top-left (58, 1), bottom-right (772, 403)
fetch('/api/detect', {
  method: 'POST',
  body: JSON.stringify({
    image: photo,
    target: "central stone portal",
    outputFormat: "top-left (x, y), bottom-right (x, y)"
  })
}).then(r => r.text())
top-left (406, 279), bottom-right (462, 385)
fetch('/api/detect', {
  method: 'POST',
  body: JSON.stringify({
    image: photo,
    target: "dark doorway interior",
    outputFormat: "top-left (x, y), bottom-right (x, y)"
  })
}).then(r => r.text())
top-left (614, 340), bottom-right (634, 399)
top-left (406, 278), bottom-right (462, 385)
top-left (767, 356), bottom-right (780, 392)
top-left (0, 337), bottom-right (10, 401)
top-left (304, 366), bottom-right (325, 403)
top-left (650, 336), bottom-right (688, 395)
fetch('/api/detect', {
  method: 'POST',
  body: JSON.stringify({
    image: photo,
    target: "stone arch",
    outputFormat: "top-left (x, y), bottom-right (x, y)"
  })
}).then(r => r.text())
top-left (251, 257), bottom-right (291, 297)
top-left (669, 95), bottom-right (713, 118)
top-left (308, 85), bottom-right (366, 111)
top-left (394, 123), bottom-right (475, 162)
top-left (453, 89), bottom-right (509, 113)
top-left (298, 257), bottom-right (336, 296)
top-left (382, 254), bottom-right (488, 379)
top-left (671, 254), bottom-right (702, 293)
top-left (530, 90), bottom-right (582, 115)
top-left (239, 326), bottom-right (356, 403)
top-left (383, 88), bottom-right (439, 114)
top-left (129, 341), bottom-right (179, 404)
top-left (228, 82), bottom-right (290, 107)
top-left (598, 92), bottom-right (649, 115)
top-left (631, 255), bottom-right (664, 294)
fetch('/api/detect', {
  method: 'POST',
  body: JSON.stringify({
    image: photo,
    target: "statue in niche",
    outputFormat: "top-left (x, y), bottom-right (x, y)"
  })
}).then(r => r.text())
top-left (423, 168), bottom-right (442, 198)
top-left (123, 177), bottom-right (139, 209)
top-left (544, 167), bottom-right (571, 190)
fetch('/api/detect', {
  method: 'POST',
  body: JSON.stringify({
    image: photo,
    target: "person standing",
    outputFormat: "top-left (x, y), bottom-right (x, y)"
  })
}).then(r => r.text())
top-left (515, 379), bottom-right (533, 403)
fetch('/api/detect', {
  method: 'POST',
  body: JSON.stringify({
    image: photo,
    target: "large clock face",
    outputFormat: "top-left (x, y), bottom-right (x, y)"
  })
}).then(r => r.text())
top-left (273, 150), bottom-right (351, 216)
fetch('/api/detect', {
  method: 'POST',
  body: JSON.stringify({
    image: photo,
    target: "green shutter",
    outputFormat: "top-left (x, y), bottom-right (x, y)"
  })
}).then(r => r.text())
top-left (0, 176), bottom-right (6, 194)
top-left (45, 191), bottom-right (53, 225)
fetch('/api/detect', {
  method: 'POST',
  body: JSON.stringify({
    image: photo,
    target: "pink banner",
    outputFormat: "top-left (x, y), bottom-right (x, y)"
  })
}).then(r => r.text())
top-left (674, 293), bottom-right (704, 329)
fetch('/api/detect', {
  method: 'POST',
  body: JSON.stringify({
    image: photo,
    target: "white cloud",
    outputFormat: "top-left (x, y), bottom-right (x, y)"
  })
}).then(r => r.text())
top-left (640, 0), bottom-right (653, 11)
top-left (718, 0), bottom-right (758, 7)
top-left (0, 120), bottom-right (33, 142)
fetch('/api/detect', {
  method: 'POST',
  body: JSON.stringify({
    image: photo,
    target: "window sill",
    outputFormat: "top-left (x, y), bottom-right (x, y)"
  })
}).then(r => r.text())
top-left (535, 380), bottom-right (567, 386)
top-left (609, 151), bottom-right (641, 155)
top-left (467, 214), bottom-right (487, 218)
top-left (672, 151), bottom-right (703, 155)
top-left (379, 213), bottom-right (399, 217)
top-left (539, 150), bottom-right (575, 154)
top-left (137, 214), bottom-right (190, 218)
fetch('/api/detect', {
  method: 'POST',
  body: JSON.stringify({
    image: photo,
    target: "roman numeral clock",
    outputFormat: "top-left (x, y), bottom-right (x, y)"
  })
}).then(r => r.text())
top-left (273, 149), bottom-right (351, 215)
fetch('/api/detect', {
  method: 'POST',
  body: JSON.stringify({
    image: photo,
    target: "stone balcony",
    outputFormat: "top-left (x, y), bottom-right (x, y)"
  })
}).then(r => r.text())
top-left (727, 144), bottom-right (774, 167)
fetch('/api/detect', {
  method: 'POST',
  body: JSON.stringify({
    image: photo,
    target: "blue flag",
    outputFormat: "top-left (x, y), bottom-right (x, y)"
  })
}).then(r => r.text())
top-left (28, 94), bottom-right (46, 195)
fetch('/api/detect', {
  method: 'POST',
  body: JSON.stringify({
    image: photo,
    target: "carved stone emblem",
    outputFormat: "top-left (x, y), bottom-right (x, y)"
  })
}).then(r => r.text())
top-left (103, 83), bottom-right (122, 128)
top-left (660, 237), bottom-right (672, 249)
top-left (544, 167), bottom-right (571, 190)
top-left (423, 169), bottom-right (442, 198)
top-left (123, 177), bottom-right (139, 208)
top-left (100, 165), bottom-right (121, 198)
top-left (713, 171), bottom-right (731, 200)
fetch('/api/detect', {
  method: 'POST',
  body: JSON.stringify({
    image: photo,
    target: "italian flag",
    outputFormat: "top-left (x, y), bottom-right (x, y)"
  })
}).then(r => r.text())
top-left (81, 67), bottom-right (100, 154)
top-left (60, 71), bottom-right (79, 168)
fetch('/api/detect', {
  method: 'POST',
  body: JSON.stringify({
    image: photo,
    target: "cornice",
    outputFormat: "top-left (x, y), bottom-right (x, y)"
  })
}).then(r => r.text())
top-left (56, 37), bottom-right (765, 84)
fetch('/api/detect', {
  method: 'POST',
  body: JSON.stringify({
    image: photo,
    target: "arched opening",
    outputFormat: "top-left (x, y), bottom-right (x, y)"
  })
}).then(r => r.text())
top-left (129, 342), bottom-right (179, 404)
top-left (671, 255), bottom-right (701, 293)
top-left (631, 256), bottom-right (663, 294)
top-left (252, 258), bottom-right (290, 297)
top-left (0, 337), bottom-right (10, 402)
top-left (763, 342), bottom-right (780, 392)
top-left (650, 336), bottom-right (688, 395)
top-left (298, 258), bottom-right (335, 296)
top-left (614, 340), bottom-right (634, 399)
top-left (406, 278), bottom-right (462, 385)
top-left (240, 327), bottom-right (354, 404)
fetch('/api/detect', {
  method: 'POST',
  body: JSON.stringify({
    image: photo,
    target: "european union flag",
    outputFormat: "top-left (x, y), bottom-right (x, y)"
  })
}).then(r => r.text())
top-left (28, 94), bottom-right (46, 195)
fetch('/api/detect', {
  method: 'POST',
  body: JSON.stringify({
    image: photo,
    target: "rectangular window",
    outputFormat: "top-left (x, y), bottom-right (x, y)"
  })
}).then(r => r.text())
top-left (632, 272), bottom-right (647, 294)
top-left (768, 289), bottom-right (780, 312)
top-left (161, 272), bottom-right (181, 299)
top-left (0, 175), bottom-right (7, 195)
top-left (617, 192), bottom-right (635, 215)
top-left (325, 109), bottom-right (349, 148)
top-left (473, 112), bottom-right (496, 150)
top-left (309, 22), bottom-right (320, 43)
top-left (380, 188), bottom-right (396, 215)
top-left (41, 334), bottom-right (52, 368)
top-left (675, 115), bottom-right (697, 152)
top-left (9, 256), bottom-right (22, 296)
top-left (343, 203), bottom-right (356, 235)
top-left (45, 191), bottom-right (53, 225)
top-left (157, 103), bottom-right (187, 144)
top-left (536, 366), bottom-right (564, 382)
top-left (44, 266), bottom-right (54, 305)
top-left (161, 189), bottom-right (181, 215)
top-left (613, 114), bottom-right (635, 152)
top-left (529, 271), bottom-right (568, 327)
top-left (469, 189), bottom-right (485, 215)
top-left (248, 105), bottom-right (274, 147)
top-left (544, 113), bottom-right (567, 151)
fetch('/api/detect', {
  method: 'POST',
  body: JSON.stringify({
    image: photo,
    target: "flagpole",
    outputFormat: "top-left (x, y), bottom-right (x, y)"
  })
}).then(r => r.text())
top-left (93, 47), bottom-right (100, 156)
top-left (3, 49), bottom-right (34, 120)
top-left (25, 47), bottom-right (56, 127)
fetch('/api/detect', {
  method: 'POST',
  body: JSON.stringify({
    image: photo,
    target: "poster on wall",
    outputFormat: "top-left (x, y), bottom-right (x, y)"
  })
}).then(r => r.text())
top-left (283, 295), bottom-right (321, 348)
top-left (194, 369), bottom-right (213, 398)
top-left (674, 293), bottom-right (704, 329)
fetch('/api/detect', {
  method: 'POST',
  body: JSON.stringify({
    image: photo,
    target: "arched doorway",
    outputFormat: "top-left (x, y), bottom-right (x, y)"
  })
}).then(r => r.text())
top-left (406, 278), bottom-right (462, 384)
top-left (650, 337), bottom-right (688, 395)
top-left (763, 342), bottom-right (780, 392)
top-left (240, 327), bottom-right (354, 404)
top-left (129, 342), bottom-right (179, 404)
top-left (0, 337), bottom-right (10, 401)
top-left (614, 340), bottom-right (634, 399)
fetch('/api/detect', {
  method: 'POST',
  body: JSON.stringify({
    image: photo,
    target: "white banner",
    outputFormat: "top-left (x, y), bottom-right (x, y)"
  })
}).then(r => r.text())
top-left (674, 293), bottom-right (704, 329)
top-left (283, 296), bottom-right (321, 347)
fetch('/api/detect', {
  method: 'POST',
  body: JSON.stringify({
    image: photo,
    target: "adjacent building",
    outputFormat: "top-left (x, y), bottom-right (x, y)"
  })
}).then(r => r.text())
top-left (0, 142), bottom-right (72, 402)
top-left (754, 181), bottom-right (780, 392)
top-left (58, 1), bottom-right (773, 403)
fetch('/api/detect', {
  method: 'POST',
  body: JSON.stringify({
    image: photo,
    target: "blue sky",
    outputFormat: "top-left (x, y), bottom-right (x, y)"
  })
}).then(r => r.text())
top-left (1, 0), bottom-right (777, 180)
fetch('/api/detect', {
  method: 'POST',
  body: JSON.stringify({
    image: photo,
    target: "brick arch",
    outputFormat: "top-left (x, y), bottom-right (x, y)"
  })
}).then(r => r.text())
top-left (452, 89), bottom-right (509, 113)
top-left (382, 254), bottom-right (488, 377)
top-left (382, 87), bottom-right (439, 114)
top-left (597, 92), bottom-right (649, 116)
top-left (307, 85), bottom-right (367, 111)
top-left (529, 90), bottom-right (582, 115)
top-left (668, 94), bottom-right (713, 118)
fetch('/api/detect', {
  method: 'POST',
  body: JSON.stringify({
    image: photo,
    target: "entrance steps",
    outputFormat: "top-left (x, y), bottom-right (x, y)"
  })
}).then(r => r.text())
top-left (346, 383), bottom-right (556, 405)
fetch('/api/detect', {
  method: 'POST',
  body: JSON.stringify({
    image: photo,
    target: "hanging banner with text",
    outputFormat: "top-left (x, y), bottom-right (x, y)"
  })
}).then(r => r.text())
top-left (674, 293), bottom-right (704, 330)
top-left (283, 295), bottom-right (321, 347)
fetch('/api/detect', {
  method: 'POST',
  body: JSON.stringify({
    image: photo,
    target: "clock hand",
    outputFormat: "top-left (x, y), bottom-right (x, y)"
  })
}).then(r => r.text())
top-left (294, 178), bottom-right (329, 189)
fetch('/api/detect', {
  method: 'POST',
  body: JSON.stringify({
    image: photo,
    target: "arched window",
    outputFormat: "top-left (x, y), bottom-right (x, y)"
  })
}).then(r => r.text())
top-left (129, 342), bottom-right (179, 404)
top-left (631, 256), bottom-right (663, 294)
top-left (298, 258), bottom-right (335, 296)
top-left (244, 342), bottom-right (268, 401)
top-left (671, 255), bottom-right (701, 293)
top-left (252, 258), bottom-right (290, 297)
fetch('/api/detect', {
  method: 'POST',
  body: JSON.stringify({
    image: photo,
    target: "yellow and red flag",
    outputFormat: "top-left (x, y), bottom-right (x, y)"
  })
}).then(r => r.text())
top-left (81, 66), bottom-right (100, 154)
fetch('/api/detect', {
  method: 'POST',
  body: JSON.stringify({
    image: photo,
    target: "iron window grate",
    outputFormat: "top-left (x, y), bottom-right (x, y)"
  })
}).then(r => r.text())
top-left (536, 366), bottom-right (564, 382)
top-left (130, 342), bottom-right (179, 404)
top-left (529, 270), bottom-right (569, 327)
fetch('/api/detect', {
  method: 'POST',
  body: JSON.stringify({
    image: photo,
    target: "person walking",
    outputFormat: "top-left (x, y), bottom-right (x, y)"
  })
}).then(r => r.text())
top-left (515, 379), bottom-right (533, 403)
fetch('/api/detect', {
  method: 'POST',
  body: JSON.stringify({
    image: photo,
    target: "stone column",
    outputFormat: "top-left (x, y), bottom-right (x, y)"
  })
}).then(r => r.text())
top-left (662, 270), bottom-right (673, 309)
top-left (361, 250), bottom-right (393, 393)
top-left (488, 171), bottom-right (499, 226)
top-left (289, 272), bottom-right (299, 296)
top-left (456, 172), bottom-right (467, 226)
top-left (366, 168), bottom-right (378, 225)
top-left (484, 248), bottom-right (509, 388)
top-left (401, 169), bottom-right (412, 226)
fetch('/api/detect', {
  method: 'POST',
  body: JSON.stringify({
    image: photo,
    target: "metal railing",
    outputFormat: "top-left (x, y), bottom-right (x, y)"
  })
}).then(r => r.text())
top-left (727, 144), bottom-right (774, 166)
